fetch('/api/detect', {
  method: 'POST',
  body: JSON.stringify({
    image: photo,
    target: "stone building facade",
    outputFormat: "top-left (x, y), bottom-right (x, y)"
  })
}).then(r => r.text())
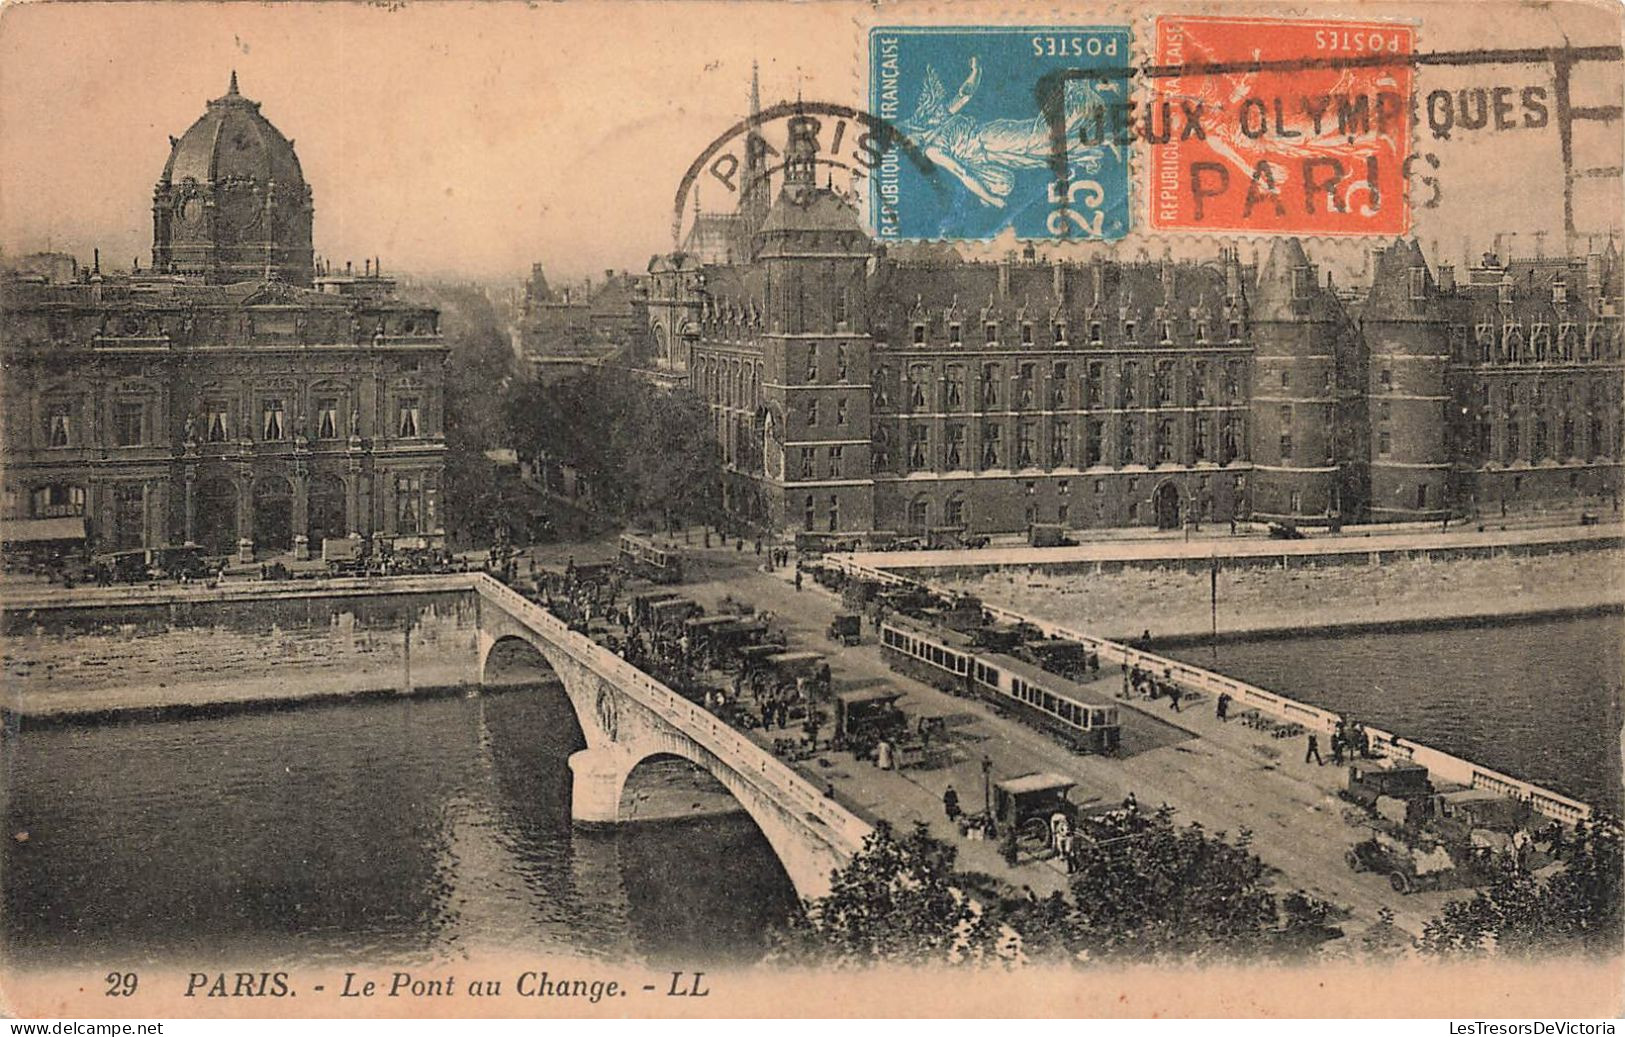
top-left (648, 108), bottom-right (1623, 539)
top-left (1, 75), bottom-right (447, 560)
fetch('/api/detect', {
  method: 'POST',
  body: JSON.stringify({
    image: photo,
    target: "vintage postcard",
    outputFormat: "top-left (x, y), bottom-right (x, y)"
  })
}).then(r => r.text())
top-left (0, 0), bottom-right (1621, 1022)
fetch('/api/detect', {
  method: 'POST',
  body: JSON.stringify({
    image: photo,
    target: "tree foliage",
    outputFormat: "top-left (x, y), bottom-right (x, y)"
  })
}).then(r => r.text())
top-left (506, 368), bottom-right (720, 526)
top-left (1419, 818), bottom-right (1623, 957)
top-left (778, 805), bottom-right (1342, 967)
top-left (414, 284), bottom-right (526, 546)
top-left (769, 822), bottom-right (1004, 966)
top-left (1004, 804), bottom-right (1340, 964)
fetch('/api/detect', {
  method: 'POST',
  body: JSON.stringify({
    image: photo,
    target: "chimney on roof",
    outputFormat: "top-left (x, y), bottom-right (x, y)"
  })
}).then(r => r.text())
top-left (1160, 253), bottom-right (1175, 301)
top-left (346, 260), bottom-right (353, 276)
top-left (604, 269), bottom-right (614, 283)
top-left (1438, 262), bottom-right (1456, 292)
top-left (998, 252), bottom-right (1013, 298)
top-left (364, 259), bottom-right (371, 277)
top-left (1091, 253), bottom-right (1105, 301)
top-left (1053, 261), bottom-right (1066, 305)
top-left (1587, 250), bottom-right (1603, 290)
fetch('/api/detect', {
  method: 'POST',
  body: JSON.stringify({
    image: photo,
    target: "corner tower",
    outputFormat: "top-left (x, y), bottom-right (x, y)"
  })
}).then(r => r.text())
top-left (1362, 239), bottom-right (1451, 520)
top-left (1248, 238), bottom-right (1349, 525)
top-left (151, 73), bottom-right (315, 285)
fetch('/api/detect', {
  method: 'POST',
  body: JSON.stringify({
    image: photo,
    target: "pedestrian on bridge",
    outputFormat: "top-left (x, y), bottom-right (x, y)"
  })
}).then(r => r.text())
top-left (1216, 692), bottom-right (1232, 722)
top-left (1305, 733), bottom-right (1324, 766)
top-left (943, 786), bottom-right (961, 821)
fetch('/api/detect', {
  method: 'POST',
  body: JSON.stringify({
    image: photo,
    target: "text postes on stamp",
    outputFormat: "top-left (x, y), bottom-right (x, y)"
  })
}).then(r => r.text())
top-left (1149, 15), bottom-right (1415, 235)
top-left (870, 25), bottom-right (1132, 242)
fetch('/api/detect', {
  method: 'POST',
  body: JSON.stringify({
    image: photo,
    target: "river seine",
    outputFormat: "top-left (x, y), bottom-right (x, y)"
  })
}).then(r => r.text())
top-left (1169, 611), bottom-right (1623, 810)
top-left (2, 685), bottom-right (801, 968)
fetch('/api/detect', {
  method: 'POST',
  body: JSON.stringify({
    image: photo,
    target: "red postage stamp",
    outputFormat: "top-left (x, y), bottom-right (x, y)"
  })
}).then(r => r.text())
top-left (1149, 15), bottom-right (1415, 235)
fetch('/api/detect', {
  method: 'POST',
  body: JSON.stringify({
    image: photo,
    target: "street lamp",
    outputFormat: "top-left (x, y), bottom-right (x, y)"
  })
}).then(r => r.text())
top-left (980, 754), bottom-right (993, 819)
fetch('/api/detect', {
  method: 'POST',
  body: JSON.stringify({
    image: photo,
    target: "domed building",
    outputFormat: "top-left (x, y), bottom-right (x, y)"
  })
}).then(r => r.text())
top-left (1, 76), bottom-right (448, 563)
top-left (152, 72), bottom-right (316, 286)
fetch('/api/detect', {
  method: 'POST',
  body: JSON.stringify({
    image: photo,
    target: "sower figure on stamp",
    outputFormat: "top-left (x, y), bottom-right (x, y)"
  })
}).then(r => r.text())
top-left (900, 57), bottom-right (1118, 210)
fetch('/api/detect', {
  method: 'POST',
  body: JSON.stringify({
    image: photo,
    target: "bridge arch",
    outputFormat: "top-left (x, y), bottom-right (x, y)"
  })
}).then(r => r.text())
top-left (576, 737), bottom-right (832, 901)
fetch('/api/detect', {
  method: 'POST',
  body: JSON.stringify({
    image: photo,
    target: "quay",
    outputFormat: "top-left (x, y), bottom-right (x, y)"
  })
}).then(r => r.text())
top-left (845, 519), bottom-right (1624, 578)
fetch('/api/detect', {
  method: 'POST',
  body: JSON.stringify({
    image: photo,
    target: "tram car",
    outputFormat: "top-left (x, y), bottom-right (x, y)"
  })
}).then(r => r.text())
top-left (880, 614), bottom-right (1121, 755)
top-left (617, 533), bottom-right (684, 584)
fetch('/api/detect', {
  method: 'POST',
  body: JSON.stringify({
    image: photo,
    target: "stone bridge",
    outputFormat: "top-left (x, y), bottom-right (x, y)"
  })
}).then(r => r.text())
top-left (3, 572), bottom-right (871, 900)
top-left (469, 575), bottom-right (869, 899)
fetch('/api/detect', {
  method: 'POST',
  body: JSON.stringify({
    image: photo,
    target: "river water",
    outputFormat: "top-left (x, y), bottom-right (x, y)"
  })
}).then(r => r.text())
top-left (1168, 612), bottom-right (1624, 810)
top-left (2, 686), bottom-right (800, 969)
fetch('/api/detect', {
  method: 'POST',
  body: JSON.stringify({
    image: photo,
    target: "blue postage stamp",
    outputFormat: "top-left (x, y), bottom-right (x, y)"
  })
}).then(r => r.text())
top-left (869, 25), bottom-right (1132, 242)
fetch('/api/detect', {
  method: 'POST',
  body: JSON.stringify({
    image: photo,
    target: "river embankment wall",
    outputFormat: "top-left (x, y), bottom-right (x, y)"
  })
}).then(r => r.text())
top-left (2, 578), bottom-right (485, 721)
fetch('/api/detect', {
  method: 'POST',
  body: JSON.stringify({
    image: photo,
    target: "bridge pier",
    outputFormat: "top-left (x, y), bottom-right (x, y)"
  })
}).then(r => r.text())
top-left (568, 748), bottom-right (629, 824)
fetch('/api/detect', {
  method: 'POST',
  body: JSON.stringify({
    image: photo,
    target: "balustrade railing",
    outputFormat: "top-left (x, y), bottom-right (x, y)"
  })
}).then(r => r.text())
top-left (826, 556), bottom-right (1595, 824)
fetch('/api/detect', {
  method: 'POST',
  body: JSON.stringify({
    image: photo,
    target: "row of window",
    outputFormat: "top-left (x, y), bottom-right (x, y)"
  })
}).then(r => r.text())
top-left (1458, 321), bottom-right (1623, 364)
top-left (891, 317), bottom-right (1244, 348)
top-left (875, 359), bottom-right (1247, 413)
top-left (19, 477), bottom-right (432, 533)
top-left (901, 488), bottom-right (1224, 534)
top-left (881, 625), bottom-right (971, 675)
top-left (697, 357), bottom-right (764, 409)
top-left (800, 493), bottom-right (842, 533)
top-left (1467, 417), bottom-right (1620, 464)
top-left (1463, 379), bottom-right (1621, 415)
top-left (871, 416), bottom-right (1244, 472)
top-left (1005, 675), bottom-right (1115, 731)
top-left (35, 397), bottom-right (424, 448)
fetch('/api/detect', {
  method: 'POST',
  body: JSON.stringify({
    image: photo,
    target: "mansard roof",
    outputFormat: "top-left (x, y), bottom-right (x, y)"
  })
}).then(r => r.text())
top-left (869, 254), bottom-right (1234, 341)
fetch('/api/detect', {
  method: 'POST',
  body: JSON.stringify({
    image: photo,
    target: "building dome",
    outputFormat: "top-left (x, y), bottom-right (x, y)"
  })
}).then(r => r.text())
top-left (151, 73), bottom-right (315, 285)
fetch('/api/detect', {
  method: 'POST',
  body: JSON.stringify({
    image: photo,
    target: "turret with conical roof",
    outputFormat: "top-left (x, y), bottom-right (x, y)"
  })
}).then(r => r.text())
top-left (1363, 238), bottom-right (1451, 519)
top-left (1248, 238), bottom-right (1363, 525)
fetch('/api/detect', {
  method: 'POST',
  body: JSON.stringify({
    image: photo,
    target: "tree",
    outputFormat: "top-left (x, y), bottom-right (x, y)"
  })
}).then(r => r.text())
top-left (406, 283), bottom-right (521, 546)
top-left (769, 822), bottom-right (1003, 966)
top-left (776, 805), bottom-right (1343, 967)
top-left (506, 368), bottom-right (720, 528)
top-left (1419, 818), bottom-right (1623, 956)
top-left (1002, 804), bottom-right (1339, 964)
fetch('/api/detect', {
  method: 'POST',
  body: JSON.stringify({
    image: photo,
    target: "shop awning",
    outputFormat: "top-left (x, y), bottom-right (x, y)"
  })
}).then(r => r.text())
top-left (2, 516), bottom-right (87, 544)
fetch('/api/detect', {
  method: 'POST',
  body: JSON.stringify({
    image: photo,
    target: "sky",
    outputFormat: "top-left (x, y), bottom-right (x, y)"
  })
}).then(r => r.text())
top-left (0, 0), bottom-right (1619, 284)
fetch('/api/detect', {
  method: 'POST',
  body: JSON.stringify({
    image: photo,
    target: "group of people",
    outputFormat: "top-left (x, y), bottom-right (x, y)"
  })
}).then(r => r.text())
top-left (1127, 663), bottom-right (1184, 711)
top-left (1305, 719), bottom-right (1374, 766)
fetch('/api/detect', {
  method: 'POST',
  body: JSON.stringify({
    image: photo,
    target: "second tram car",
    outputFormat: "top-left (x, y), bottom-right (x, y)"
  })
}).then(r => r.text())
top-left (880, 614), bottom-right (1121, 754)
